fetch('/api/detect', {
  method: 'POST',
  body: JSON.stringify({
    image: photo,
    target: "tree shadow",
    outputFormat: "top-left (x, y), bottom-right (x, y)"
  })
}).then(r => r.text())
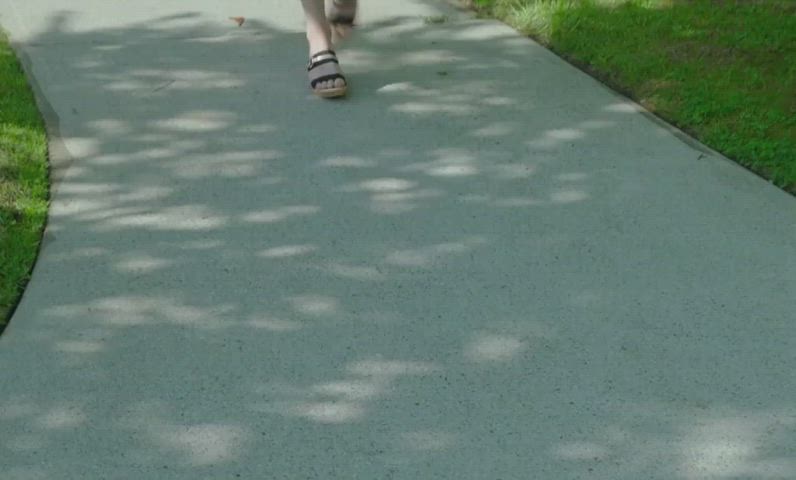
top-left (1, 2), bottom-right (795, 479)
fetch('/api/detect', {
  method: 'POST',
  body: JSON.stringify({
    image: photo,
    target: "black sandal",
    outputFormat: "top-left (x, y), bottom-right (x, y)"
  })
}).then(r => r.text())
top-left (308, 50), bottom-right (347, 98)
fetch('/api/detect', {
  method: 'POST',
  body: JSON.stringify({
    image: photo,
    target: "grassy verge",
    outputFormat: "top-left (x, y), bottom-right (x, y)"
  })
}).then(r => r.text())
top-left (0, 31), bottom-right (49, 328)
top-left (471, 0), bottom-right (796, 193)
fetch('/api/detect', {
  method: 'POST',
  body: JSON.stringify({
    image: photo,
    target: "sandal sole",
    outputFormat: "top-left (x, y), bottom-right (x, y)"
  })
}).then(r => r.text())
top-left (313, 86), bottom-right (348, 99)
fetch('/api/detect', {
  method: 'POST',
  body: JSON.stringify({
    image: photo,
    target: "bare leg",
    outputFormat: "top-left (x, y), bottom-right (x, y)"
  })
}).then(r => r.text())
top-left (301, 0), bottom-right (332, 55)
top-left (327, 0), bottom-right (358, 42)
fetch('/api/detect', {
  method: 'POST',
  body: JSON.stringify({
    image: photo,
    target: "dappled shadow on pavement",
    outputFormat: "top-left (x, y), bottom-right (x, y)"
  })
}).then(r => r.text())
top-left (1, 3), bottom-right (795, 479)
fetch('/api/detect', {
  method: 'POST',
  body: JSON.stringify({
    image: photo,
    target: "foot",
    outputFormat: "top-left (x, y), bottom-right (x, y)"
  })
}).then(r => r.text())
top-left (308, 50), bottom-right (347, 98)
top-left (327, 0), bottom-right (357, 43)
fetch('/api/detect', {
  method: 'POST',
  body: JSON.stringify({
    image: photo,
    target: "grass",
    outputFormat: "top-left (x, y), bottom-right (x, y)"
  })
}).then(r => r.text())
top-left (0, 30), bottom-right (49, 328)
top-left (470, 0), bottom-right (796, 193)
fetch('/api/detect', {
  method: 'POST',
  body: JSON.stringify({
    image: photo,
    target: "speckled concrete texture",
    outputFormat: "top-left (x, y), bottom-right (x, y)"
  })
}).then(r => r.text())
top-left (1, 1), bottom-right (795, 478)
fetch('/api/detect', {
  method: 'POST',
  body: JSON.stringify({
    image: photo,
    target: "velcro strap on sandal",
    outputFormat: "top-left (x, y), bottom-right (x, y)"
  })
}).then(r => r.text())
top-left (309, 50), bottom-right (337, 64)
top-left (308, 56), bottom-right (339, 70)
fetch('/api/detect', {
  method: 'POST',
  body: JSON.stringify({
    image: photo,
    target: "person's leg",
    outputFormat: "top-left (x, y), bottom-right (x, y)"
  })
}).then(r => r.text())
top-left (327, 0), bottom-right (358, 42)
top-left (302, 0), bottom-right (333, 56)
top-left (301, 0), bottom-right (346, 93)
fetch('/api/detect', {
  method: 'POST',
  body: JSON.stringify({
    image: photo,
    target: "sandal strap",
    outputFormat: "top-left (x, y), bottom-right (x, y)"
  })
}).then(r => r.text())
top-left (329, 14), bottom-right (356, 26)
top-left (308, 61), bottom-right (346, 88)
top-left (308, 50), bottom-right (339, 70)
top-left (308, 57), bottom-right (339, 70)
top-left (310, 50), bottom-right (337, 61)
top-left (328, 0), bottom-right (357, 25)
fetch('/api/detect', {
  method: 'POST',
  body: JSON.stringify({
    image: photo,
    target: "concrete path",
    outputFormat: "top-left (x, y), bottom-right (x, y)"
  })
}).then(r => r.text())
top-left (2, 1), bottom-right (795, 478)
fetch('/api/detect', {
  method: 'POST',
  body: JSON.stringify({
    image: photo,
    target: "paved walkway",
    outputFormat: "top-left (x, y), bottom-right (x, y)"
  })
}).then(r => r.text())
top-left (2, 1), bottom-right (795, 478)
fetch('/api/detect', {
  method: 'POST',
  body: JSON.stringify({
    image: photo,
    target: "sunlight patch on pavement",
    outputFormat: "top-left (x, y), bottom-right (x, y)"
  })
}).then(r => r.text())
top-left (289, 295), bottom-right (340, 317)
top-left (553, 441), bottom-right (611, 461)
top-left (258, 244), bottom-right (318, 259)
top-left (465, 334), bottom-right (526, 362)
top-left (400, 430), bottom-right (457, 451)
top-left (156, 424), bottom-right (249, 467)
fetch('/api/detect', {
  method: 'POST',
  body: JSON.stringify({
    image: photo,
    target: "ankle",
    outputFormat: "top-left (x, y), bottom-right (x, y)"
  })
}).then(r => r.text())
top-left (306, 31), bottom-right (332, 57)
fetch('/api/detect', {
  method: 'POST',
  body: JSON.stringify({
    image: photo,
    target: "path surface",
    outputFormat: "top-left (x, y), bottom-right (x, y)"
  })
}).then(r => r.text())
top-left (2, 1), bottom-right (795, 478)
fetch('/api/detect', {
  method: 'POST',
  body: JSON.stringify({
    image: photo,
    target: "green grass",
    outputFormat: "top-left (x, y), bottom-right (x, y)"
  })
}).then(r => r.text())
top-left (0, 31), bottom-right (49, 327)
top-left (471, 0), bottom-right (796, 192)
